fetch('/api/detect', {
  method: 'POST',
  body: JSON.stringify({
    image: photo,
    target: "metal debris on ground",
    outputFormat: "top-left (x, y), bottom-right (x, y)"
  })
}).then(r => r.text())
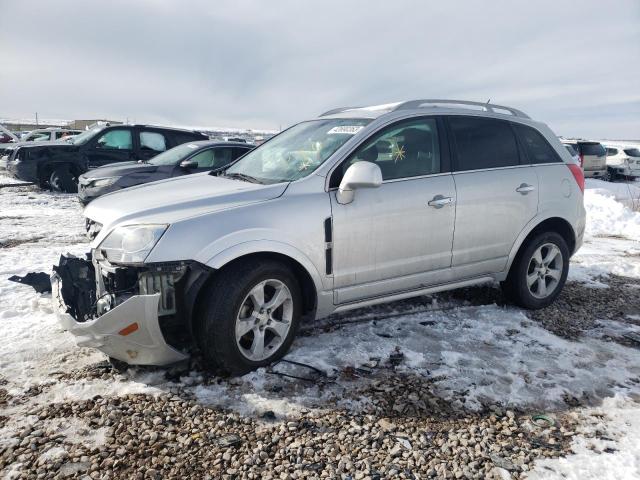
top-left (388, 347), bottom-right (405, 367)
top-left (266, 359), bottom-right (329, 383)
top-left (8, 272), bottom-right (51, 293)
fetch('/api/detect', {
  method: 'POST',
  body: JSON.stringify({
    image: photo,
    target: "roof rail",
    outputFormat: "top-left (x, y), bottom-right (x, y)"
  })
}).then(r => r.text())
top-left (320, 99), bottom-right (530, 119)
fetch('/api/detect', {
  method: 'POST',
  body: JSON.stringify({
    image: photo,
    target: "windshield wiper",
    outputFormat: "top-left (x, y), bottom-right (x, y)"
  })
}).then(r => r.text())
top-left (222, 172), bottom-right (262, 184)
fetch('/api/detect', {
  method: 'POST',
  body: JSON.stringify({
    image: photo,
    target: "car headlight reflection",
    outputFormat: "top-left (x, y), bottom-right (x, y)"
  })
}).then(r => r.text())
top-left (92, 176), bottom-right (119, 188)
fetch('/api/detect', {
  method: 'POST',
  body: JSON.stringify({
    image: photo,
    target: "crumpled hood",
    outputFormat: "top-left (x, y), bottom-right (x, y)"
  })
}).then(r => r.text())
top-left (81, 162), bottom-right (157, 179)
top-left (85, 172), bottom-right (288, 238)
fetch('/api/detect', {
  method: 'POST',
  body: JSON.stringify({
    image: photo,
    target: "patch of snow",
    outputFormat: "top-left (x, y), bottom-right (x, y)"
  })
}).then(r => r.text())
top-left (528, 395), bottom-right (640, 479)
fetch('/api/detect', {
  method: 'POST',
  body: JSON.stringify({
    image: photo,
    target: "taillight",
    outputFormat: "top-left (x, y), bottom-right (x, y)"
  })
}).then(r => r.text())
top-left (568, 163), bottom-right (585, 193)
top-left (579, 154), bottom-right (584, 167)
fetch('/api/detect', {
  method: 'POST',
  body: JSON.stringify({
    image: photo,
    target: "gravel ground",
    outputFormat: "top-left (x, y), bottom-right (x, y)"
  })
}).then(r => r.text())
top-left (0, 390), bottom-right (578, 480)
top-left (1, 277), bottom-right (637, 479)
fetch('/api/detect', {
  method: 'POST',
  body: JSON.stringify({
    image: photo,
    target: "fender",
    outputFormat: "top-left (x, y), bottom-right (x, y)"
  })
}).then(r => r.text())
top-left (504, 210), bottom-right (577, 275)
top-left (203, 239), bottom-right (329, 293)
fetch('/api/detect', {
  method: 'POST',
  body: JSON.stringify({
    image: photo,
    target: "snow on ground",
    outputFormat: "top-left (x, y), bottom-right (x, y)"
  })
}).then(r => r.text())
top-left (0, 175), bottom-right (640, 477)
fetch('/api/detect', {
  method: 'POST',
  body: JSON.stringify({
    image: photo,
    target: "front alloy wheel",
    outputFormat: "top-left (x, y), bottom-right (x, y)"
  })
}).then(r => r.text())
top-left (235, 279), bottom-right (293, 361)
top-left (195, 260), bottom-right (302, 375)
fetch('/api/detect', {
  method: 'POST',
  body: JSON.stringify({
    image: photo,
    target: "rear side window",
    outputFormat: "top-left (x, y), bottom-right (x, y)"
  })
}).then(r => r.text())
top-left (140, 131), bottom-right (167, 152)
top-left (606, 147), bottom-right (618, 156)
top-left (513, 124), bottom-right (561, 164)
top-left (578, 142), bottom-right (606, 157)
top-left (449, 117), bottom-right (519, 171)
top-left (624, 148), bottom-right (640, 157)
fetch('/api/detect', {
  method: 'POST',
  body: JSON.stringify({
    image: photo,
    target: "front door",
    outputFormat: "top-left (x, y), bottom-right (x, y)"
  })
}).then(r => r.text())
top-left (329, 117), bottom-right (456, 304)
top-left (86, 128), bottom-right (135, 168)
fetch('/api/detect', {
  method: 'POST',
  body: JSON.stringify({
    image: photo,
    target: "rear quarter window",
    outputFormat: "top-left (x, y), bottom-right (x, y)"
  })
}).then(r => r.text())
top-left (606, 147), bottom-right (619, 156)
top-left (513, 124), bottom-right (561, 164)
top-left (624, 148), bottom-right (640, 157)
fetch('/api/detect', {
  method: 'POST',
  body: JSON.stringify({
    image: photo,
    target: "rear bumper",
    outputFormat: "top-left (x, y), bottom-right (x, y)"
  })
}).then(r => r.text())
top-left (51, 271), bottom-right (188, 366)
top-left (583, 169), bottom-right (606, 178)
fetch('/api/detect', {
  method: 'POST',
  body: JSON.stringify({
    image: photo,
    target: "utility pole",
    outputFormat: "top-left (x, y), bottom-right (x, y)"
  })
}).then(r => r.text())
top-left (35, 112), bottom-right (39, 126)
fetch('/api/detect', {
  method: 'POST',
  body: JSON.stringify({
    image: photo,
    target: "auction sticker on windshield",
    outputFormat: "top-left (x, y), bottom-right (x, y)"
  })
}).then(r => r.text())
top-left (327, 126), bottom-right (364, 135)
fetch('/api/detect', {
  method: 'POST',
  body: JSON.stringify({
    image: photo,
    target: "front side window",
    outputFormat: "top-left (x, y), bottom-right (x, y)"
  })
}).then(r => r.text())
top-left (95, 129), bottom-right (133, 150)
top-left (224, 118), bottom-right (372, 184)
top-left (450, 116), bottom-right (519, 171)
top-left (513, 124), bottom-right (560, 164)
top-left (332, 117), bottom-right (441, 185)
top-left (140, 131), bottom-right (167, 152)
top-left (189, 149), bottom-right (215, 168)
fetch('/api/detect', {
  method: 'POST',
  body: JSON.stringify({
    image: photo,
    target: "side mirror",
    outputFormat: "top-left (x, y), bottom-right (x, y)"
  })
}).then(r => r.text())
top-left (337, 161), bottom-right (382, 205)
top-left (180, 160), bottom-right (198, 169)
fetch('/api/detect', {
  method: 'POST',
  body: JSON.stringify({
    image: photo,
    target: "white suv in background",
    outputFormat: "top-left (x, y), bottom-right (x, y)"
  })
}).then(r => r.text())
top-left (604, 144), bottom-right (640, 180)
top-left (21, 128), bottom-right (82, 142)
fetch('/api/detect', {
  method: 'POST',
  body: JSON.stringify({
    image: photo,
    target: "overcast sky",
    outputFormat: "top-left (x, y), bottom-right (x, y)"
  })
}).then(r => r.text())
top-left (1, 0), bottom-right (638, 138)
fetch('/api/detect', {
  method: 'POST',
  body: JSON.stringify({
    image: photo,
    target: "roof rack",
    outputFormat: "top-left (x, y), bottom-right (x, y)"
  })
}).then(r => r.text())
top-left (320, 99), bottom-right (530, 119)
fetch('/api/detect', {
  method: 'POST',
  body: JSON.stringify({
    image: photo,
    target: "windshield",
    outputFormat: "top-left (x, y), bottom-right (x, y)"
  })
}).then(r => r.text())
top-left (150, 143), bottom-right (202, 165)
top-left (224, 118), bottom-right (372, 184)
top-left (70, 127), bottom-right (105, 145)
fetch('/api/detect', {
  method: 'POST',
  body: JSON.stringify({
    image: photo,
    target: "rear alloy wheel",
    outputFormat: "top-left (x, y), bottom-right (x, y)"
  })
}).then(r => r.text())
top-left (502, 232), bottom-right (569, 309)
top-left (49, 166), bottom-right (78, 193)
top-left (195, 260), bottom-right (301, 375)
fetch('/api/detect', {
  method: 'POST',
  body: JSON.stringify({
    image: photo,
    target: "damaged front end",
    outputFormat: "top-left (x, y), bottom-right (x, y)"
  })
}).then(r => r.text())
top-left (51, 253), bottom-right (199, 366)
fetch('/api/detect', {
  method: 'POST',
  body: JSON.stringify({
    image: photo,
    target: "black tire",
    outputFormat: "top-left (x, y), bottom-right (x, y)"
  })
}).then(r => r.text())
top-left (194, 260), bottom-right (302, 376)
top-left (501, 231), bottom-right (569, 310)
top-left (49, 165), bottom-right (78, 193)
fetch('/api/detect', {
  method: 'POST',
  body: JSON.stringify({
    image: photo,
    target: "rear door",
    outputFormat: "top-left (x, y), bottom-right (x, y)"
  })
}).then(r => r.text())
top-left (85, 127), bottom-right (135, 168)
top-left (448, 116), bottom-right (538, 277)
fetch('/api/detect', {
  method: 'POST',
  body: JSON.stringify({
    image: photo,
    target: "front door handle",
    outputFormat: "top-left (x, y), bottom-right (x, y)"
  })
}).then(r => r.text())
top-left (428, 195), bottom-right (453, 208)
top-left (516, 183), bottom-right (535, 194)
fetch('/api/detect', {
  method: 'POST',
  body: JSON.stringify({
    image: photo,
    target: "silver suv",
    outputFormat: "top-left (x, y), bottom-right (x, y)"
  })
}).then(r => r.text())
top-left (52, 100), bottom-right (586, 375)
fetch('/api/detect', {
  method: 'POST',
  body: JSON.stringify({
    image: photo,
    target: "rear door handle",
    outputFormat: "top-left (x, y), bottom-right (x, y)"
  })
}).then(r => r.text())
top-left (516, 183), bottom-right (535, 194)
top-left (428, 195), bottom-right (454, 208)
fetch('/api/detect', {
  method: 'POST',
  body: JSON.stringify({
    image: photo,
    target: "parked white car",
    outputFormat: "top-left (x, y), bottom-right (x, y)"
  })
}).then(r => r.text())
top-left (604, 144), bottom-right (640, 180)
top-left (21, 128), bottom-right (82, 142)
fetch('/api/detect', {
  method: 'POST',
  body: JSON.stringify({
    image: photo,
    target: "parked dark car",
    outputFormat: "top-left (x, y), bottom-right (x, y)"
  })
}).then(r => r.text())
top-left (4, 124), bottom-right (208, 192)
top-left (78, 141), bottom-right (253, 204)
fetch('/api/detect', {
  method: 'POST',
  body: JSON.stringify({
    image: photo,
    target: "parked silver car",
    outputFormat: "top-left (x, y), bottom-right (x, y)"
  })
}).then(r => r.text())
top-left (52, 100), bottom-right (586, 375)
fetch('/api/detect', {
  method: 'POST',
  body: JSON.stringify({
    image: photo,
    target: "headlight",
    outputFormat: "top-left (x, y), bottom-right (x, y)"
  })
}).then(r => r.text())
top-left (98, 224), bottom-right (168, 264)
top-left (92, 177), bottom-right (119, 188)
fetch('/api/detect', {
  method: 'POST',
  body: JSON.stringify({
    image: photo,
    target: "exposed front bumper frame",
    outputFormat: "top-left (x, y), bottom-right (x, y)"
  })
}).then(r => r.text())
top-left (52, 273), bottom-right (188, 366)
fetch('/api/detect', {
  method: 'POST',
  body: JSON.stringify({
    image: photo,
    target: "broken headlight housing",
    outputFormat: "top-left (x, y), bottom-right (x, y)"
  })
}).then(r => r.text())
top-left (98, 224), bottom-right (168, 264)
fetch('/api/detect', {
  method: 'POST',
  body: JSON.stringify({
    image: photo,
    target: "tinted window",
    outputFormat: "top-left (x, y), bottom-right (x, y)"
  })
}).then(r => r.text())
top-left (565, 144), bottom-right (578, 156)
top-left (624, 148), bottom-right (640, 157)
top-left (513, 124), bottom-right (561, 164)
top-left (606, 147), bottom-right (619, 156)
top-left (578, 143), bottom-right (605, 157)
top-left (449, 117), bottom-right (519, 171)
top-left (173, 132), bottom-right (205, 145)
top-left (95, 129), bottom-right (132, 150)
top-left (190, 147), bottom-right (236, 168)
top-left (333, 118), bottom-right (440, 184)
top-left (140, 131), bottom-right (167, 152)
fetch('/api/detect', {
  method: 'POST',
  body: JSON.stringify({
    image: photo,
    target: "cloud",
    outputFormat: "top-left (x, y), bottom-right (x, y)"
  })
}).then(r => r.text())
top-left (0, 0), bottom-right (638, 138)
